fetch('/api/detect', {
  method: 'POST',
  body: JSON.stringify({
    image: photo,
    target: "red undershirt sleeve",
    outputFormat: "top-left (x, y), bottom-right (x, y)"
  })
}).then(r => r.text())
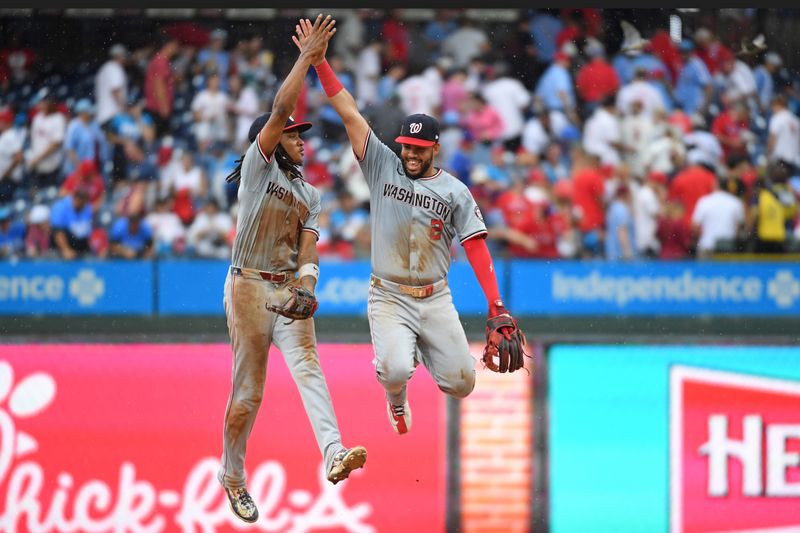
top-left (462, 235), bottom-right (502, 306)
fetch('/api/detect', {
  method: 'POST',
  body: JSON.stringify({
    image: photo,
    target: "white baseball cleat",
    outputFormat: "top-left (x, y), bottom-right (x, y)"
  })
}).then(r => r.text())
top-left (387, 400), bottom-right (411, 435)
top-left (224, 486), bottom-right (259, 523)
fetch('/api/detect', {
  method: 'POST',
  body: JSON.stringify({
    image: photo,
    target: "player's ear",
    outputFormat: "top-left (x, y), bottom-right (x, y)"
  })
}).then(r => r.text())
top-left (432, 143), bottom-right (441, 157)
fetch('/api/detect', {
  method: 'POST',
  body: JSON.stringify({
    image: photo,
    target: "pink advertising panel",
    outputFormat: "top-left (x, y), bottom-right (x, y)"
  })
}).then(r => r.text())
top-left (0, 344), bottom-right (446, 533)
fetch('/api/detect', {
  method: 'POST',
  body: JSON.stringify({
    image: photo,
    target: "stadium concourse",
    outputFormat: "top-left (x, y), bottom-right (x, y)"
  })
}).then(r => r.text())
top-left (0, 8), bottom-right (799, 263)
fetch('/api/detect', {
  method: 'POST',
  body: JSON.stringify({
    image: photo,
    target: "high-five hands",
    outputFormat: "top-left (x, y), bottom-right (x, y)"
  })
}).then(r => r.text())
top-left (292, 14), bottom-right (336, 65)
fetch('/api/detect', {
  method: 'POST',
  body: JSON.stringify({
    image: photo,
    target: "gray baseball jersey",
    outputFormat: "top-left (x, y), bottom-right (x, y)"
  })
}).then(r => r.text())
top-left (356, 130), bottom-right (487, 285)
top-left (231, 139), bottom-right (321, 273)
top-left (358, 129), bottom-right (482, 410)
top-left (219, 137), bottom-right (346, 490)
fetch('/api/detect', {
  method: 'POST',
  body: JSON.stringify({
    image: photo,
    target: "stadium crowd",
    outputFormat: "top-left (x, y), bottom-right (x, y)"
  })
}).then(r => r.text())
top-left (0, 8), bottom-right (799, 263)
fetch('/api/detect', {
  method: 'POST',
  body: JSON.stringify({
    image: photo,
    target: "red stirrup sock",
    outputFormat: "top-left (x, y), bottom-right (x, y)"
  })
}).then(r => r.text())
top-left (314, 59), bottom-right (344, 97)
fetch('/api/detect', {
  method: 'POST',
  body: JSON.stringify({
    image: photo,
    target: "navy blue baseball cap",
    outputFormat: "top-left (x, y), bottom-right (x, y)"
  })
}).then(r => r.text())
top-left (248, 112), bottom-right (312, 143)
top-left (396, 113), bottom-right (440, 147)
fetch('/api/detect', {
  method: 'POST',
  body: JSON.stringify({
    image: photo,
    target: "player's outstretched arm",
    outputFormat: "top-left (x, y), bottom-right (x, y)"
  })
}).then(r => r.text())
top-left (293, 16), bottom-right (370, 158)
top-left (258, 14), bottom-right (337, 158)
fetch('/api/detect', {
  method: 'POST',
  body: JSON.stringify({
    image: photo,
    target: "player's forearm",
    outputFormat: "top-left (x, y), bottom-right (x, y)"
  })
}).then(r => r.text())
top-left (271, 53), bottom-right (314, 121)
top-left (462, 236), bottom-right (503, 310)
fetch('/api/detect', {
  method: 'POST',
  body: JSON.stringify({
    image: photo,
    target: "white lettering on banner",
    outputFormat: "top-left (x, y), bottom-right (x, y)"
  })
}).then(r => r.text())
top-left (316, 278), bottom-right (370, 306)
top-left (0, 276), bottom-right (63, 302)
top-left (699, 415), bottom-right (800, 497)
top-left (552, 270), bottom-right (770, 308)
top-left (0, 361), bottom-right (375, 533)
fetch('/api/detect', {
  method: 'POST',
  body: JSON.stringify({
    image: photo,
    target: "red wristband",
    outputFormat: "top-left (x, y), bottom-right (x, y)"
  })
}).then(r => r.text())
top-left (463, 236), bottom-right (502, 308)
top-left (314, 59), bottom-right (344, 98)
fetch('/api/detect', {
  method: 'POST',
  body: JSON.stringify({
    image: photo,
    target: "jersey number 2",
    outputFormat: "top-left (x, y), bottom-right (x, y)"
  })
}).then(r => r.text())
top-left (429, 219), bottom-right (444, 241)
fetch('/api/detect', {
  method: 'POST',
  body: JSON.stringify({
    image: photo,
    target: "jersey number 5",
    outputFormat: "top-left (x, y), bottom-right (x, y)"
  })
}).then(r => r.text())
top-left (429, 219), bottom-right (444, 241)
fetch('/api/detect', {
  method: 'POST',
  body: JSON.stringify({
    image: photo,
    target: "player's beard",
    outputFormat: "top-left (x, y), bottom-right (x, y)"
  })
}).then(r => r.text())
top-left (402, 155), bottom-right (433, 180)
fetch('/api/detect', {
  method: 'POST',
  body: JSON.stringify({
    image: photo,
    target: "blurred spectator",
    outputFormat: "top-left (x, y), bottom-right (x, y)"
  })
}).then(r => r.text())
top-left (674, 38), bottom-right (713, 116)
top-left (382, 9), bottom-right (410, 66)
top-left (95, 44), bottom-right (129, 127)
top-left (535, 52), bottom-right (576, 120)
top-left (313, 55), bottom-right (354, 142)
top-left (107, 99), bottom-right (159, 189)
top-left (63, 99), bottom-right (108, 177)
top-left (235, 34), bottom-right (275, 97)
top-left (549, 179), bottom-right (581, 258)
top-left (50, 186), bottom-right (93, 260)
top-left (197, 28), bottom-right (231, 90)
top-left (377, 62), bottom-right (407, 104)
top-left (583, 95), bottom-right (622, 168)
top-left (423, 56), bottom-right (452, 107)
top-left (669, 159), bottom-right (717, 226)
top-left (529, 9), bottom-right (563, 65)
top-left (0, 107), bottom-right (24, 203)
top-left (144, 35), bottom-right (180, 137)
top-left (355, 40), bottom-right (383, 108)
top-left (0, 34), bottom-right (35, 85)
top-left (605, 184), bottom-right (637, 261)
top-left (461, 92), bottom-right (505, 148)
top-left (441, 68), bottom-right (469, 116)
top-left (522, 108), bottom-right (570, 158)
top-left (711, 101), bottom-right (752, 161)
top-left (191, 71), bottom-right (231, 150)
top-left (363, 93), bottom-right (406, 156)
top-left (495, 175), bottom-right (558, 258)
top-left (656, 199), bottom-right (692, 259)
top-left (187, 198), bottom-right (231, 259)
top-left (691, 176), bottom-right (745, 258)
top-left (228, 73), bottom-right (260, 151)
top-left (25, 88), bottom-right (66, 193)
top-left (616, 67), bottom-right (666, 119)
top-left (0, 205), bottom-right (24, 259)
top-left (397, 64), bottom-right (441, 117)
top-left (423, 10), bottom-right (458, 60)
top-left (716, 47), bottom-right (758, 113)
top-left (748, 161), bottom-right (798, 253)
top-left (60, 160), bottom-right (105, 211)
top-left (161, 151), bottom-right (207, 224)
top-left (633, 171), bottom-right (665, 257)
top-left (767, 95), bottom-right (800, 167)
top-left (575, 38), bottom-right (620, 116)
top-left (109, 209), bottom-right (154, 259)
top-left (640, 119), bottom-right (686, 176)
top-left (442, 14), bottom-right (490, 69)
top-left (330, 190), bottom-right (369, 244)
top-left (437, 110), bottom-right (465, 173)
top-left (571, 147), bottom-right (605, 256)
top-left (620, 100), bottom-right (657, 177)
top-left (481, 61), bottom-right (531, 151)
top-left (540, 141), bottom-right (571, 183)
top-left (144, 194), bottom-right (186, 257)
top-left (754, 52), bottom-right (782, 112)
top-left (694, 27), bottom-right (729, 75)
top-left (684, 115), bottom-right (724, 171)
top-left (24, 204), bottom-right (52, 258)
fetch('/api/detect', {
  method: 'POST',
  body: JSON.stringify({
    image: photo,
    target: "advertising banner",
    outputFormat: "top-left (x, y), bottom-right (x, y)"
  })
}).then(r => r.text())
top-left (549, 345), bottom-right (800, 533)
top-left (0, 261), bottom-right (152, 315)
top-left (156, 259), bottom-right (494, 316)
top-left (0, 344), bottom-right (446, 532)
top-left (512, 261), bottom-right (800, 315)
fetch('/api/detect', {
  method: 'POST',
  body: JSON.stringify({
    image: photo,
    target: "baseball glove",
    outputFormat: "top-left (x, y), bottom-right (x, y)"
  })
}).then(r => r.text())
top-left (265, 284), bottom-right (319, 323)
top-left (482, 313), bottom-right (527, 373)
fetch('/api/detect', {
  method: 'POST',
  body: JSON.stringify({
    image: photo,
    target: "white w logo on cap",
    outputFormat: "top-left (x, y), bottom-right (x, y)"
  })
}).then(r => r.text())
top-left (409, 123), bottom-right (422, 134)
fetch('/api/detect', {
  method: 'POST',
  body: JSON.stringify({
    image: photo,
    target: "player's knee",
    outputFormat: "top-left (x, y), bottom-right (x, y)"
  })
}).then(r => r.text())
top-left (375, 360), bottom-right (414, 391)
top-left (439, 369), bottom-right (475, 399)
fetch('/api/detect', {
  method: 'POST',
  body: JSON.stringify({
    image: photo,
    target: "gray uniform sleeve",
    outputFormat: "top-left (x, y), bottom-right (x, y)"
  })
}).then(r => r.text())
top-left (355, 130), bottom-right (400, 189)
top-left (240, 136), bottom-right (276, 191)
top-left (301, 186), bottom-right (322, 240)
top-left (452, 186), bottom-right (488, 244)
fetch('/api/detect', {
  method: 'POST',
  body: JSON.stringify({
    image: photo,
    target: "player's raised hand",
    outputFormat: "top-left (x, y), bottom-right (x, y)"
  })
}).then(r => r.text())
top-left (292, 14), bottom-right (336, 66)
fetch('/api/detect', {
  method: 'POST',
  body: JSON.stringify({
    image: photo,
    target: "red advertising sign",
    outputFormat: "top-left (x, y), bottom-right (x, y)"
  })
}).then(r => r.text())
top-left (671, 365), bottom-right (800, 533)
top-left (0, 344), bottom-right (446, 533)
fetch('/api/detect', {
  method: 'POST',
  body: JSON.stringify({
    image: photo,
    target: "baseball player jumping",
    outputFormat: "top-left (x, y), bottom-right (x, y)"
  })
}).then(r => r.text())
top-left (293, 17), bottom-right (527, 437)
top-left (218, 15), bottom-right (366, 524)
